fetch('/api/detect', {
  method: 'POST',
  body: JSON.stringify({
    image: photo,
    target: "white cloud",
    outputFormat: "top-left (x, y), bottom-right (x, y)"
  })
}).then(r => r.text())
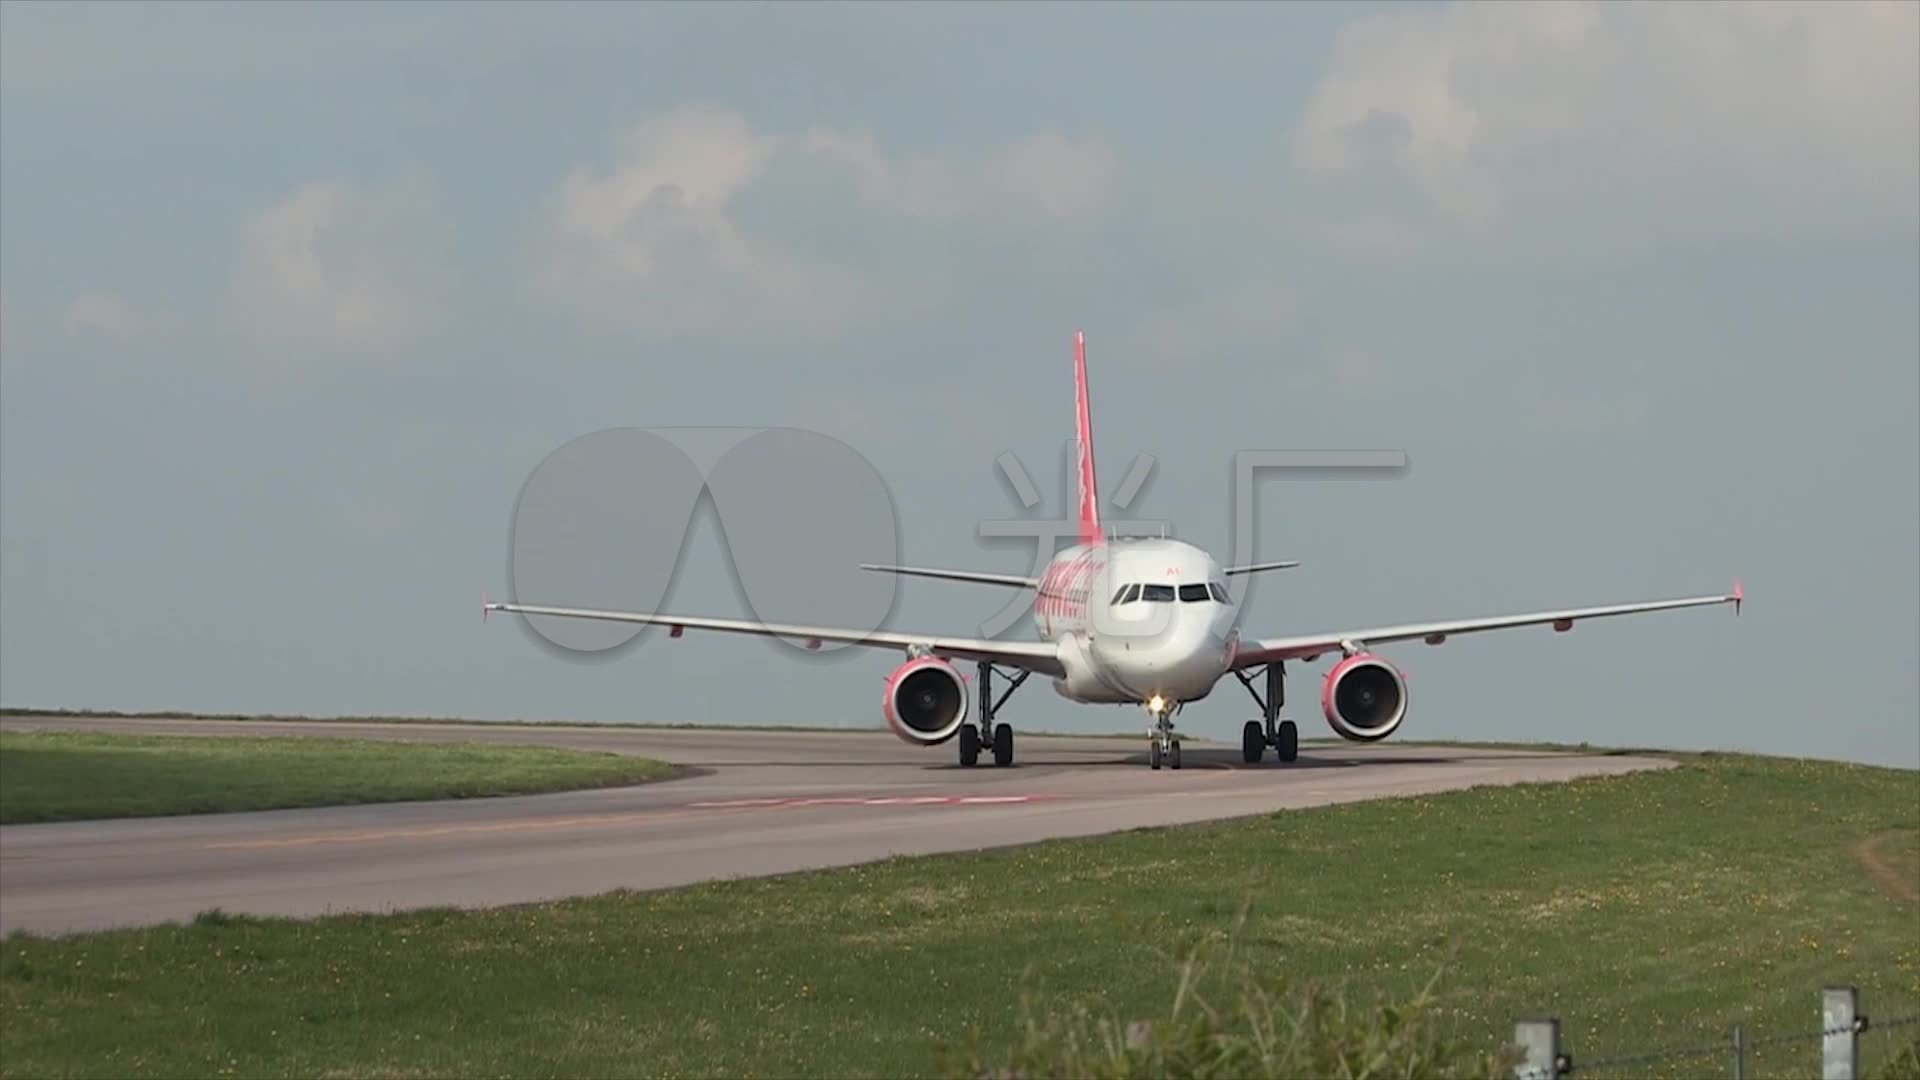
top-left (220, 176), bottom-right (450, 358)
top-left (537, 105), bottom-right (859, 343)
top-left (1319, 213), bottom-right (1422, 265)
top-left (1294, 0), bottom-right (1919, 247)
top-left (801, 129), bottom-right (1119, 219)
top-left (988, 134), bottom-right (1121, 218)
top-left (60, 292), bottom-right (151, 342)
top-left (1128, 277), bottom-right (1298, 369)
top-left (533, 104), bottom-right (1121, 341)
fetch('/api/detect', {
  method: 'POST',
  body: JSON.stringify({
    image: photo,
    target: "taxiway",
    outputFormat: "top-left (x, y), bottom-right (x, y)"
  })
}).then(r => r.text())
top-left (0, 715), bottom-right (1672, 935)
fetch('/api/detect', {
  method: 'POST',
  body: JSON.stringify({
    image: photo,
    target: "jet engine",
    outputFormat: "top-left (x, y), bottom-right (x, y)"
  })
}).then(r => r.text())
top-left (1320, 653), bottom-right (1408, 741)
top-left (882, 656), bottom-right (970, 745)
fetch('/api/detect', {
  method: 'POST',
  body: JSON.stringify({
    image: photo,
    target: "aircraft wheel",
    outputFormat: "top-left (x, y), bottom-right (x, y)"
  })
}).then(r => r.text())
top-left (1241, 721), bottom-right (1265, 764)
top-left (992, 723), bottom-right (1014, 767)
top-left (1150, 740), bottom-right (1162, 770)
top-left (958, 725), bottom-right (980, 768)
top-left (1170, 740), bottom-right (1182, 770)
top-left (1277, 720), bottom-right (1299, 763)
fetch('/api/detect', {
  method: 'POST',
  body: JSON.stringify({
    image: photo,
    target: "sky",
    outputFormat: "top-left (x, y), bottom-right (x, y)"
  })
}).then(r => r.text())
top-left (1, 0), bottom-right (1915, 768)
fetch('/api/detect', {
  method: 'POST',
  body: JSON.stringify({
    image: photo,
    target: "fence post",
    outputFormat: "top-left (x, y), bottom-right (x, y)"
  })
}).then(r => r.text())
top-left (1514, 1016), bottom-right (1562, 1080)
top-left (1732, 1023), bottom-right (1745, 1080)
top-left (1823, 985), bottom-right (1859, 1080)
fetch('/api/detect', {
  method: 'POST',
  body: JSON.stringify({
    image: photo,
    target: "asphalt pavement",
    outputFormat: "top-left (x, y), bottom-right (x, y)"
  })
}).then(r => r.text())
top-left (0, 714), bottom-right (1672, 935)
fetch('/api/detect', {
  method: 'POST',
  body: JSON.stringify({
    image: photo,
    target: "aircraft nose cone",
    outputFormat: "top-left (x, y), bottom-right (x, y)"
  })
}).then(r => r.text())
top-left (1095, 604), bottom-right (1224, 699)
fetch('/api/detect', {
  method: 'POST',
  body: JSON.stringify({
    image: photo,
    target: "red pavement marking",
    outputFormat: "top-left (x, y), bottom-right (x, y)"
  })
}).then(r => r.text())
top-left (685, 794), bottom-right (1060, 809)
top-left (206, 793), bottom-right (1065, 850)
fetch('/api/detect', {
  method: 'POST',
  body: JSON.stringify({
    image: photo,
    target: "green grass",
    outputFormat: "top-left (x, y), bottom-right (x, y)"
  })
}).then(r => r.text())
top-left (0, 731), bottom-right (676, 824)
top-left (1865, 827), bottom-right (1920, 901)
top-left (2, 754), bottom-right (1916, 1078)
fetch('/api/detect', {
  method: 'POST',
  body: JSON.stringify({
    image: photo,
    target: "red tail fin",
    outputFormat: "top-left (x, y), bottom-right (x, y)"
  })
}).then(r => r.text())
top-left (1073, 330), bottom-right (1103, 546)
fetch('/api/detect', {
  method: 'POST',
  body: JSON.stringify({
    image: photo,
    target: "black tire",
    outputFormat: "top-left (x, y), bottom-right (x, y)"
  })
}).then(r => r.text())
top-left (1277, 720), bottom-right (1299, 763)
top-left (992, 723), bottom-right (1014, 767)
top-left (1242, 721), bottom-right (1265, 764)
top-left (958, 724), bottom-right (980, 767)
top-left (1150, 740), bottom-right (1162, 770)
top-left (1170, 740), bottom-right (1182, 770)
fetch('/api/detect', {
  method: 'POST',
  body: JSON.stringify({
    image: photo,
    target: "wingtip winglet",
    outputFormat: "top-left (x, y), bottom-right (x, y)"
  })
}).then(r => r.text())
top-left (482, 591), bottom-right (490, 623)
top-left (1732, 578), bottom-right (1743, 615)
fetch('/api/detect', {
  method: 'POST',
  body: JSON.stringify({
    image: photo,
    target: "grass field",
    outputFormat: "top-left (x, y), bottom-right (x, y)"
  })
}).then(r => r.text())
top-left (0, 730), bottom-right (675, 824)
top-left (1, 753), bottom-right (1916, 1078)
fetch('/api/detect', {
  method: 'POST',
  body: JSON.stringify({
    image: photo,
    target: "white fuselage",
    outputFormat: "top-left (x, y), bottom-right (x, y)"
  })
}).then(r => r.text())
top-left (1031, 538), bottom-right (1240, 705)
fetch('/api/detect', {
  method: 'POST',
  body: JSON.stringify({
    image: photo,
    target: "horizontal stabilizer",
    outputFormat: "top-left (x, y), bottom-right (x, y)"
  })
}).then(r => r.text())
top-left (1222, 560), bottom-right (1302, 576)
top-left (858, 563), bottom-right (1040, 589)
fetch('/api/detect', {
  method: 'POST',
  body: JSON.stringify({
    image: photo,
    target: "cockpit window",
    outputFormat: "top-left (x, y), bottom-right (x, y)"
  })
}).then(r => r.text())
top-left (1140, 584), bottom-right (1175, 602)
top-left (1123, 584), bottom-right (1140, 603)
top-left (1110, 585), bottom-right (1129, 605)
top-left (1209, 583), bottom-right (1230, 603)
top-left (1179, 583), bottom-right (1210, 603)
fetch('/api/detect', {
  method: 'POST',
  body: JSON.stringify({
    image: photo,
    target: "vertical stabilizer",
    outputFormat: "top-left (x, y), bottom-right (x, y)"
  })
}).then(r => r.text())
top-left (1073, 330), bottom-right (1103, 546)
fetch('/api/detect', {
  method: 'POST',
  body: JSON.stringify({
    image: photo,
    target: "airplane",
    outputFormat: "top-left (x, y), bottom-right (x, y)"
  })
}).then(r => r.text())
top-left (483, 331), bottom-right (1742, 770)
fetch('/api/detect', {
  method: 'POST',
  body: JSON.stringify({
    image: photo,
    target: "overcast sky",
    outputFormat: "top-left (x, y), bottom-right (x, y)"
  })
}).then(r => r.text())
top-left (2, 1), bottom-right (1915, 767)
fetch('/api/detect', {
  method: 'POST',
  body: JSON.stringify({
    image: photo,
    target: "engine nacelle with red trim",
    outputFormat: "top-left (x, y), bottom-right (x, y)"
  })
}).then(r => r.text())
top-left (882, 656), bottom-right (970, 746)
top-left (1320, 653), bottom-right (1408, 742)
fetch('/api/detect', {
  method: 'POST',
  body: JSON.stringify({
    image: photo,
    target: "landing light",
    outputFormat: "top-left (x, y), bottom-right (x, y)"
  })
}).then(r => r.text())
top-left (1148, 694), bottom-right (1165, 714)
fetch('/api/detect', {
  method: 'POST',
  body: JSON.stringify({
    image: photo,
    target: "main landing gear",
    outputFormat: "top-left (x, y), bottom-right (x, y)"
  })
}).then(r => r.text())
top-left (959, 661), bottom-right (1029, 768)
top-left (1232, 662), bottom-right (1298, 765)
top-left (1146, 697), bottom-right (1183, 770)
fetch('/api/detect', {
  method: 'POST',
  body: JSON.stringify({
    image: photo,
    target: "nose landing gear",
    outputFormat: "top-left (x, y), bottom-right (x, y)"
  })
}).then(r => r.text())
top-left (1145, 696), bottom-right (1183, 770)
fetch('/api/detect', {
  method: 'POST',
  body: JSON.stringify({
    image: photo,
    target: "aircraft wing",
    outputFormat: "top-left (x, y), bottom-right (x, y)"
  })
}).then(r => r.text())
top-left (1231, 582), bottom-right (1742, 668)
top-left (484, 600), bottom-right (1067, 677)
top-left (858, 563), bottom-right (1039, 589)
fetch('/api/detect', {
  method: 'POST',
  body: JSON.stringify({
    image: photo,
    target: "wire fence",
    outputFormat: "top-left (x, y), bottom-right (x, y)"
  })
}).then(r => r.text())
top-left (1512, 986), bottom-right (1920, 1080)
